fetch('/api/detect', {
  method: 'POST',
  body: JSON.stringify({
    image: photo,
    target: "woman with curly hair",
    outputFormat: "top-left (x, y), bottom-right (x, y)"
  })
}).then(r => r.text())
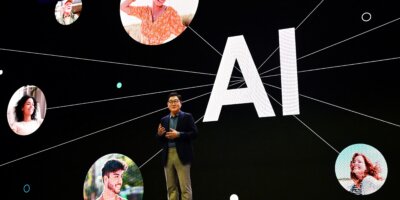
top-left (11, 95), bottom-right (43, 136)
top-left (348, 152), bottom-right (383, 195)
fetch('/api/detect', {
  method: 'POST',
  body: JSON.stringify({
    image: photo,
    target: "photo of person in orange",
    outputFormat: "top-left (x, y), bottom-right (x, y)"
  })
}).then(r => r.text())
top-left (120, 0), bottom-right (197, 45)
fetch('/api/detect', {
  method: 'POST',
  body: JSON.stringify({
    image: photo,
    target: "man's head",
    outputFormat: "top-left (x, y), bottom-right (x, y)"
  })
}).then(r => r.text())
top-left (167, 92), bottom-right (182, 115)
top-left (63, 0), bottom-right (73, 14)
top-left (102, 159), bottom-right (127, 195)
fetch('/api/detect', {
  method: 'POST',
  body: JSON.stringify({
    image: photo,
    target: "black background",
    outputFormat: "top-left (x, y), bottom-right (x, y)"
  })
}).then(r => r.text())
top-left (0, 0), bottom-right (399, 199)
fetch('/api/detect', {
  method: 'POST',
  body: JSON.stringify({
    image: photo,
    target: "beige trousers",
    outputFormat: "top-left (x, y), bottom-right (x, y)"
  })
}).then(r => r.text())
top-left (164, 148), bottom-right (192, 200)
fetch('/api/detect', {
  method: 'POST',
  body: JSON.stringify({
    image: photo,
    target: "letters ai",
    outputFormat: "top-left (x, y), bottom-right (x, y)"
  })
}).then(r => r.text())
top-left (203, 28), bottom-right (299, 122)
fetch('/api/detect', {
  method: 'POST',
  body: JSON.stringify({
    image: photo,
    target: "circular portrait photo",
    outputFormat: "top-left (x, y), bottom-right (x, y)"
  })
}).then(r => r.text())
top-left (120, 0), bottom-right (199, 45)
top-left (335, 143), bottom-right (387, 195)
top-left (83, 153), bottom-right (144, 200)
top-left (7, 85), bottom-right (47, 136)
top-left (54, 0), bottom-right (82, 25)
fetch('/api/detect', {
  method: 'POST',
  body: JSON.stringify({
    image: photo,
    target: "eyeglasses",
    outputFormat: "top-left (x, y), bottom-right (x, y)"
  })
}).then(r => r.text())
top-left (168, 99), bottom-right (180, 104)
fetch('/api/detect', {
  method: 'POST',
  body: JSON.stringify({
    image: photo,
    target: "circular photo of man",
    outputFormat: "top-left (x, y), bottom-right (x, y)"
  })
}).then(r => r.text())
top-left (55, 0), bottom-right (82, 25)
top-left (83, 153), bottom-right (144, 200)
top-left (120, 0), bottom-right (199, 45)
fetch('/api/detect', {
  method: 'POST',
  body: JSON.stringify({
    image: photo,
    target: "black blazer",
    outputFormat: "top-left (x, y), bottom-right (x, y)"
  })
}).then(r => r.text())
top-left (157, 111), bottom-right (198, 166)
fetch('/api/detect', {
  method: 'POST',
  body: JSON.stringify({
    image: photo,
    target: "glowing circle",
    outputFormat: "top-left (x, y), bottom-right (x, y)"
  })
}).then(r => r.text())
top-left (230, 194), bottom-right (239, 200)
top-left (116, 82), bottom-right (122, 89)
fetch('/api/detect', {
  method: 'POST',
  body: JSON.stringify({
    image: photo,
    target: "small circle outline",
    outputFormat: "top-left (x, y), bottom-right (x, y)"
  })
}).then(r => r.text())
top-left (361, 12), bottom-right (372, 22)
top-left (23, 184), bottom-right (31, 193)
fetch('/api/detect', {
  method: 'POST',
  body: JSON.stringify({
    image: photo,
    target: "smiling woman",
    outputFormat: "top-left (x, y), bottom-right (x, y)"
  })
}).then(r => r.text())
top-left (335, 144), bottom-right (387, 195)
top-left (7, 85), bottom-right (47, 136)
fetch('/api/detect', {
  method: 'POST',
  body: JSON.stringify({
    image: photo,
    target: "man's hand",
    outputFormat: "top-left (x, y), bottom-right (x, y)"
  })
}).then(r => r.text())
top-left (157, 123), bottom-right (166, 136)
top-left (166, 128), bottom-right (180, 139)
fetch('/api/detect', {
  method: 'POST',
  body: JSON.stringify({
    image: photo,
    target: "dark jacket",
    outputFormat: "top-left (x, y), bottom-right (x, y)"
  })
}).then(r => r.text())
top-left (157, 111), bottom-right (198, 166)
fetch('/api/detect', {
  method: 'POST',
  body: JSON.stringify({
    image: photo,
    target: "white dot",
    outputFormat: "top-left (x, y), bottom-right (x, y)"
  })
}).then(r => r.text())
top-left (230, 194), bottom-right (239, 200)
top-left (0, 70), bottom-right (3, 75)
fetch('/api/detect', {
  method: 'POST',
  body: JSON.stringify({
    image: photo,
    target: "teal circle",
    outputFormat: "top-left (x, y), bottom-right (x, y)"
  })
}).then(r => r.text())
top-left (116, 82), bottom-right (122, 89)
top-left (23, 184), bottom-right (30, 193)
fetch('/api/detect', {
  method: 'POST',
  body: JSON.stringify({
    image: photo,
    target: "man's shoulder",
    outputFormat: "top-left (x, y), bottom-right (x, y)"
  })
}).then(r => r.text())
top-left (161, 114), bottom-right (170, 121)
top-left (181, 111), bottom-right (194, 118)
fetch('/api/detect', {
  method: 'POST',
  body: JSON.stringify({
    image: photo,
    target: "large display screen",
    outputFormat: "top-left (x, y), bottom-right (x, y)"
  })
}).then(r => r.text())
top-left (0, 0), bottom-right (398, 199)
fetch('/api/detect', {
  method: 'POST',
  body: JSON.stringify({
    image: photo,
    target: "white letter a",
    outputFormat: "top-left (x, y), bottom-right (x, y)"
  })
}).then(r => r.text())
top-left (203, 36), bottom-right (275, 122)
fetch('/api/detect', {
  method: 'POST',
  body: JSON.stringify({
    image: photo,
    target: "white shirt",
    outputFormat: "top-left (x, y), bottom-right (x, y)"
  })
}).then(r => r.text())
top-left (11, 120), bottom-right (42, 136)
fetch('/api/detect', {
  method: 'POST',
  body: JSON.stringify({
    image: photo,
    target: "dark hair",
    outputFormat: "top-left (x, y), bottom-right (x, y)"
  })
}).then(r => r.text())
top-left (102, 159), bottom-right (127, 178)
top-left (15, 95), bottom-right (37, 122)
top-left (168, 92), bottom-right (182, 101)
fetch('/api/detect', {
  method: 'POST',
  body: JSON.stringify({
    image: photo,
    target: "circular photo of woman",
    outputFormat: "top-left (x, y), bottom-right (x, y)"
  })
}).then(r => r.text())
top-left (83, 153), bottom-right (144, 200)
top-left (54, 0), bottom-right (82, 25)
top-left (7, 85), bottom-right (47, 136)
top-left (335, 143), bottom-right (387, 195)
top-left (120, 0), bottom-right (199, 45)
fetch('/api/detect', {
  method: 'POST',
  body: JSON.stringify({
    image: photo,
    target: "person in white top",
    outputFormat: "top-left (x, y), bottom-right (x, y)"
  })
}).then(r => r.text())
top-left (55, 0), bottom-right (79, 25)
top-left (11, 95), bottom-right (43, 136)
top-left (347, 152), bottom-right (384, 195)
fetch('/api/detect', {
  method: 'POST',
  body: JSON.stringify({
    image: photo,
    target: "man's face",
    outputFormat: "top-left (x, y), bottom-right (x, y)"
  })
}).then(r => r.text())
top-left (64, 2), bottom-right (72, 14)
top-left (167, 96), bottom-right (181, 114)
top-left (105, 170), bottom-right (124, 194)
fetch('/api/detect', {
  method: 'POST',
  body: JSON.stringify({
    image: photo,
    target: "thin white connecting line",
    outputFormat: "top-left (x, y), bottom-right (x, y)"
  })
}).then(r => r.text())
top-left (260, 56), bottom-right (400, 79)
top-left (295, 0), bottom-right (326, 31)
top-left (266, 92), bottom-right (339, 154)
top-left (263, 82), bottom-right (400, 128)
top-left (297, 16), bottom-right (400, 61)
top-left (0, 86), bottom-right (221, 167)
top-left (48, 80), bottom-right (243, 110)
top-left (0, 80), bottom-right (243, 168)
top-left (259, 15), bottom-right (400, 76)
top-left (139, 149), bottom-right (164, 169)
top-left (136, 80), bottom-right (244, 169)
top-left (187, 26), bottom-right (242, 73)
top-left (0, 106), bottom-right (167, 167)
top-left (187, 26), bottom-right (222, 56)
top-left (257, 0), bottom-right (325, 71)
top-left (0, 47), bottom-right (225, 77)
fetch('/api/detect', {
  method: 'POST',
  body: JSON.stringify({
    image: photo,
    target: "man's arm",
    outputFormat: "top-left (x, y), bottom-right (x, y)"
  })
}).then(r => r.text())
top-left (177, 113), bottom-right (198, 140)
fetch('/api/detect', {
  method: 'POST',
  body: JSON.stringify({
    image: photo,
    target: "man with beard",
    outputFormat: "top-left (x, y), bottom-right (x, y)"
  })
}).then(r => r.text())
top-left (97, 159), bottom-right (127, 200)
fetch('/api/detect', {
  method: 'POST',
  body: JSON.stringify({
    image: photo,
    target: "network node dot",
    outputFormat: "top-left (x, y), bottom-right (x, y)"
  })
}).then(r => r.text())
top-left (116, 82), bottom-right (122, 89)
top-left (230, 194), bottom-right (239, 200)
